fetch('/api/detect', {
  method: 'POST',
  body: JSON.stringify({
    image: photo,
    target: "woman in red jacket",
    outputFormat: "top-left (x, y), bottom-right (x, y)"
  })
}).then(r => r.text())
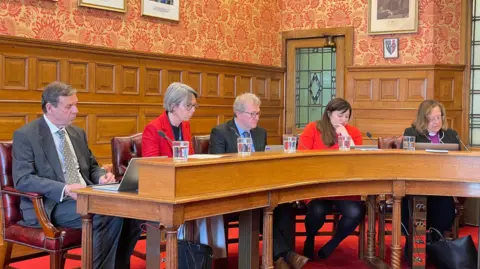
top-left (299, 98), bottom-right (365, 260)
top-left (142, 82), bottom-right (197, 158)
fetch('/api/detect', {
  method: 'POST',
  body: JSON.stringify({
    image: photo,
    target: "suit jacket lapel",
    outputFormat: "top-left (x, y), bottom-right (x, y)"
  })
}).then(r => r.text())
top-left (38, 118), bottom-right (65, 182)
top-left (226, 120), bottom-right (240, 151)
top-left (66, 126), bottom-right (88, 181)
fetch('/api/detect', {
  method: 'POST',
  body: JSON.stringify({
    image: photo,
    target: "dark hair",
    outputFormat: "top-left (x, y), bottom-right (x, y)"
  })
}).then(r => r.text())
top-left (41, 81), bottom-right (77, 113)
top-left (316, 98), bottom-right (352, 147)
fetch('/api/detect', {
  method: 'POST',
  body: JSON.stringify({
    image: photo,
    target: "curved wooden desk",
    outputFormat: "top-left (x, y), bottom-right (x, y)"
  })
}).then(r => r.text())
top-left (75, 149), bottom-right (480, 269)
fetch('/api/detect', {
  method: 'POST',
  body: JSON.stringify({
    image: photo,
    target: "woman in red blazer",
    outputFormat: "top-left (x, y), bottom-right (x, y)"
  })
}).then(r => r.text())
top-left (299, 98), bottom-right (365, 260)
top-left (141, 83), bottom-right (227, 259)
top-left (142, 82), bottom-right (197, 158)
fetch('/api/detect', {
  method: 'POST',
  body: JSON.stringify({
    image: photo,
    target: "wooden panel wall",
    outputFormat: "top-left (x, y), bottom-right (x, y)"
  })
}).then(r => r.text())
top-left (345, 65), bottom-right (466, 144)
top-left (0, 36), bottom-right (285, 164)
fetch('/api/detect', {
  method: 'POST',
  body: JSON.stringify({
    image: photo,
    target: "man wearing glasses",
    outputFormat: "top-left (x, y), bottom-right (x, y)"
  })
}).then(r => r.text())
top-left (208, 93), bottom-right (309, 269)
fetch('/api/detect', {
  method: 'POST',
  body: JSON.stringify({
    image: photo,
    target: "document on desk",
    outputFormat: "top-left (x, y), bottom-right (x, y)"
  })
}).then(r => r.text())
top-left (188, 154), bottom-right (226, 159)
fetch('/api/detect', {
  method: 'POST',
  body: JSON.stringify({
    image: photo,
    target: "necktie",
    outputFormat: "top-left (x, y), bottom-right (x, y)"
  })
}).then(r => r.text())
top-left (57, 129), bottom-right (82, 184)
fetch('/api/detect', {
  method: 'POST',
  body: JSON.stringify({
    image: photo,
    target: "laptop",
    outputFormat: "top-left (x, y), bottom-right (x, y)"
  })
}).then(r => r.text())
top-left (415, 143), bottom-right (460, 151)
top-left (92, 157), bottom-right (166, 192)
top-left (265, 145), bottom-right (285, 152)
top-left (351, 144), bottom-right (379, 150)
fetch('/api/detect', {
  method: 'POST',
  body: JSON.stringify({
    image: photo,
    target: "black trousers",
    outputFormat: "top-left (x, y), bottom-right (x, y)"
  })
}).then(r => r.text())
top-left (401, 195), bottom-right (456, 240)
top-left (259, 203), bottom-right (295, 259)
top-left (51, 199), bottom-right (143, 269)
top-left (304, 199), bottom-right (365, 257)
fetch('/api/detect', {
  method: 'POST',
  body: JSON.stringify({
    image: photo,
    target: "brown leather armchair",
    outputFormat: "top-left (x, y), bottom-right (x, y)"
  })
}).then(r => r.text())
top-left (111, 133), bottom-right (143, 182)
top-left (110, 133), bottom-right (151, 260)
top-left (377, 135), bottom-right (403, 149)
top-left (0, 141), bottom-right (81, 269)
top-left (192, 135), bottom-right (210, 154)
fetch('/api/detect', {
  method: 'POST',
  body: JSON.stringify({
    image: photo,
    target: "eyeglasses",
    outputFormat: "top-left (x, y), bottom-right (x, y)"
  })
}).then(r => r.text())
top-left (183, 103), bottom-right (199, 111)
top-left (239, 110), bottom-right (261, 118)
top-left (427, 115), bottom-right (444, 122)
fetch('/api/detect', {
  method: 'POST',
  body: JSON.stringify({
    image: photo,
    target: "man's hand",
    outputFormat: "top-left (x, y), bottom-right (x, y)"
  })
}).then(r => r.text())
top-left (99, 172), bottom-right (116, 184)
top-left (64, 184), bottom-right (85, 200)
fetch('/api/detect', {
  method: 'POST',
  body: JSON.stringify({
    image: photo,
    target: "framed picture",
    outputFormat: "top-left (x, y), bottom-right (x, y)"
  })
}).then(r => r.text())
top-left (79, 0), bottom-right (126, 12)
top-left (368, 0), bottom-right (418, 35)
top-left (142, 0), bottom-right (180, 21)
top-left (383, 38), bottom-right (399, 58)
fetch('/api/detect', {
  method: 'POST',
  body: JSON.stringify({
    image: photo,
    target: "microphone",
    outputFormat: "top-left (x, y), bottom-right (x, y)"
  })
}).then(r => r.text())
top-left (456, 135), bottom-right (470, 151)
top-left (157, 130), bottom-right (173, 144)
top-left (366, 132), bottom-right (377, 144)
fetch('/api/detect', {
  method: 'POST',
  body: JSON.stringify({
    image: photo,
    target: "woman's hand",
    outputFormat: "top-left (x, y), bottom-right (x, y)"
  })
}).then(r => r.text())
top-left (334, 124), bottom-right (350, 137)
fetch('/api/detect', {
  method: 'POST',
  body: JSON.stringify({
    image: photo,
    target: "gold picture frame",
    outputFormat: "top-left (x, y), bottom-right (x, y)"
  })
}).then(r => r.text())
top-left (368, 0), bottom-right (418, 35)
top-left (79, 0), bottom-right (127, 13)
top-left (141, 0), bottom-right (180, 21)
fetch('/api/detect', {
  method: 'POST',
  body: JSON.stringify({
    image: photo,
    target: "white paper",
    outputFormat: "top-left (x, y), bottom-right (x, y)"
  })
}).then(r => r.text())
top-left (425, 149), bottom-right (449, 153)
top-left (188, 154), bottom-right (226, 159)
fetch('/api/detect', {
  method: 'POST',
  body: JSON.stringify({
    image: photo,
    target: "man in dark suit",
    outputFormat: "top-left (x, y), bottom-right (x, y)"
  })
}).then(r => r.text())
top-left (209, 93), bottom-right (309, 269)
top-left (12, 81), bottom-right (142, 269)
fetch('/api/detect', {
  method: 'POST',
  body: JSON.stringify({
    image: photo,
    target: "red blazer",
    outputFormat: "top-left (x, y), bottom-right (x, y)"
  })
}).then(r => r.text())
top-left (142, 111), bottom-right (194, 158)
top-left (299, 121), bottom-right (363, 201)
top-left (299, 121), bottom-right (363, 150)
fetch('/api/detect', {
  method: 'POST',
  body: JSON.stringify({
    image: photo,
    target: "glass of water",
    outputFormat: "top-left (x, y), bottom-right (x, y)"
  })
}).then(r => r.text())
top-left (283, 134), bottom-right (297, 153)
top-left (403, 136), bottom-right (416, 150)
top-left (172, 141), bottom-right (189, 161)
top-left (338, 136), bottom-right (351, 151)
top-left (237, 137), bottom-right (253, 156)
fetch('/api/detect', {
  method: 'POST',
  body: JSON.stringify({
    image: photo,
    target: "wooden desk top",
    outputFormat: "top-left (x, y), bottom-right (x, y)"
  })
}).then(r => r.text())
top-left (76, 149), bottom-right (480, 206)
top-left (135, 149), bottom-right (480, 167)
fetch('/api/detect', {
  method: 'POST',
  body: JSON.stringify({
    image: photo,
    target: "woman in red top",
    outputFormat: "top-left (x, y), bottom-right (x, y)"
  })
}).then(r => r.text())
top-left (299, 98), bottom-right (365, 260)
top-left (142, 82), bottom-right (196, 158)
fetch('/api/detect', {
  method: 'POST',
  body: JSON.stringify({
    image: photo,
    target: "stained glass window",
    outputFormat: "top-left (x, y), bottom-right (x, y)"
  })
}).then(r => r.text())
top-left (471, 1), bottom-right (480, 145)
top-left (295, 47), bottom-right (336, 128)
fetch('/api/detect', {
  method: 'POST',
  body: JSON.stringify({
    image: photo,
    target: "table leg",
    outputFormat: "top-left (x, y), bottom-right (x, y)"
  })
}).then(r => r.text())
top-left (261, 207), bottom-right (274, 269)
top-left (366, 195), bottom-right (377, 259)
top-left (239, 210), bottom-right (260, 269)
top-left (409, 196), bottom-right (427, 269)
top-left (166, 225), bottom-right (179, 269)
top-left (391, 196), bottom-right (402, 269)
top-left (81, 214), bottom-right (93, 269)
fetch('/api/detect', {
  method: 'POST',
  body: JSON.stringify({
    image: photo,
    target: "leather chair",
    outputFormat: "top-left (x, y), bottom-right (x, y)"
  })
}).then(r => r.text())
top-left (376, 136), bottom-right (464, 259)
top-left (110, 133), bottom-right (151, 260)
top-left (192, 135), bottom-right (210, 155)
top-left (0, 141), bottom-right (81, 269)
top-left (377, 135), bottom-right (403, 149)
top-left (111, 133), bottom-right (143, 182)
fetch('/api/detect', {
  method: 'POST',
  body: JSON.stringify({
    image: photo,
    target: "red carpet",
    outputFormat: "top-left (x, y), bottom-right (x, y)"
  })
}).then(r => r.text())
top-left (10, 223), bottom-right (479, 268)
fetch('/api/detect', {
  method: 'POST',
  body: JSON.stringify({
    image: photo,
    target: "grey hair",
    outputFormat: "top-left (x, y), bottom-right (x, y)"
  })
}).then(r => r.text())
top-left (233, 93), bottom-right (261, 115)
top-left (163, 82), bottom-right (199, 112)
top-left (41, 81), bottom-right (77, 113)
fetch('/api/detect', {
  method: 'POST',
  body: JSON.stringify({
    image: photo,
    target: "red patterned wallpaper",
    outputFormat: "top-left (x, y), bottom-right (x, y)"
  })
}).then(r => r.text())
top-left (281, 0), bottom-right (462, 65)
top-left (0, 0), bottom-right (282, 66)
top-left (0, 0), bottom-right (462, 67)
